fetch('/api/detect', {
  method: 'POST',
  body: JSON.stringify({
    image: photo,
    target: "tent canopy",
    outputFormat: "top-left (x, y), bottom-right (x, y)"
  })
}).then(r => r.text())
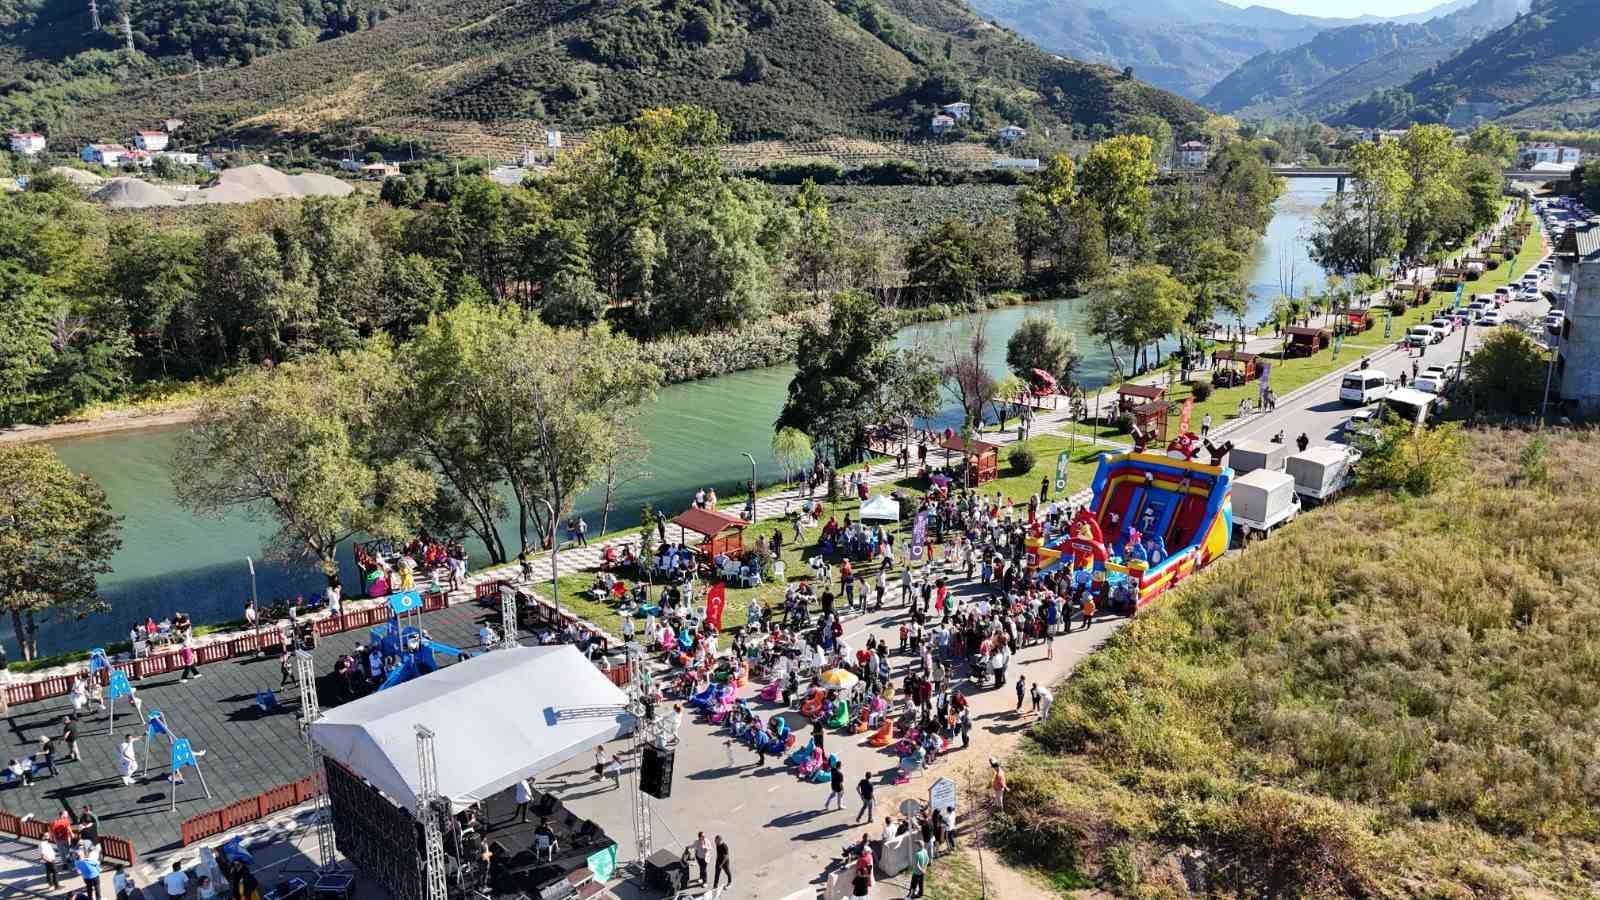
top-left (859, 494), bottom-right (900, 523)
top-left (310, 645), bottom-right (631, 813)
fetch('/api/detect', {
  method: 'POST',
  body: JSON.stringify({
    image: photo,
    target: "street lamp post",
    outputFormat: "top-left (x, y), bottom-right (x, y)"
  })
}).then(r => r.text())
top-left (741, 452), bottom-right (757, 522)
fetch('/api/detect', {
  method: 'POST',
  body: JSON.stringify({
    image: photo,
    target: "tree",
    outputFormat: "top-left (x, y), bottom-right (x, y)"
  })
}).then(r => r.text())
top-left (0, 446), bottom-right (122, 660)
top-left (777, 290), bottom-right (910, 462)
top-left (1310, 140), bottom-right (1407, 277)
top-left (771, 427), bottom-right (813, 485)
top-left (1397, 124), bottom-right (1467, 254)
top-left (787, 179), bottom-right (836, 301)
top-left (1078, 134), bottom-right (1157, 255)
top-left (1123, 114), bottom-right (1173, 168)
top-left (596, 424), bottom-right (651, 536)
top-left (1466, 124), bottom-right (1517, 168)
top-left (405, 302), bottom-right (660, 557)
top-left (942, 322), bottom-right (996, 430)
top-left (1461, 154), bottom-right (1505, 233)
top-left (0, 262), bottom-right (57, 426)
top-left (175, 345), bottom-right (438, 576)
top-left (1005, 314), bottom-right (1079, 388)
top-left (1085, 264), bottom-right (1191, 377)
top-left (1465, 328), bottom-right (1547, 415)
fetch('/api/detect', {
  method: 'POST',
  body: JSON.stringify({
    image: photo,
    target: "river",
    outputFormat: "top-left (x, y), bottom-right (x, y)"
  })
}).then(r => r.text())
top-left (17, 179), bottom-right (1336, 655)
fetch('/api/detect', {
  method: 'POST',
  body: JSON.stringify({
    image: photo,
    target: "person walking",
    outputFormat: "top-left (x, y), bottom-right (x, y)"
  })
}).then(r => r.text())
top-left (76, 851), bottom-right (102, 900)
top-left (693, 832), bottom-right (710, 884)
top-left (178, 641), bottom-right (200, 682)
top-left (1200, 413), bottom-right (1212, 437)
top-left (513, 779), bottom-right (532, 823)
top-left (118, 734), bottom-right (139, 785)
top-left (63, 715), bottom-right (81, 762)
top-left (40, 838), bottom-right (60, 889)
top-left (1014, 674), bottom-right (1027, 712)
top-left (907, 841), bottom-right (930, 898)
top-left (712, 836), bottom-right (732, 890)
top-left (1081, 596), bottom-right (1096, 631)
top-left (990, 759), bottom-right (1007, 811)
top-left (854, 773), bottom-right (875, 823)
top-left (824, 759), bottom-right (845, 811)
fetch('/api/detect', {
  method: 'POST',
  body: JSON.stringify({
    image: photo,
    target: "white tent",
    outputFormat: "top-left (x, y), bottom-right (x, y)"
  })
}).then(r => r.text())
top-left (310, 645), bottom-right (631, 812)
top-left (859, 494), bottom-right (900, 523)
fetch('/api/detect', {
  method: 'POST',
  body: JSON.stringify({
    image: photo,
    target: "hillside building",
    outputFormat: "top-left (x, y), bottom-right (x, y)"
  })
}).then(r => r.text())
top-left (361, 161), bottom-right (401, 179)
top-left (1176, 140), bottom-right (1210, 168)
top-left (997, 124), bottom-right (1027, 143)
top-left (1555, 222), bottom-right (1600, 417)
top-left (133, 130), bottom-right (170, 151)
top-left (8, 131), bottom-right (46, 156)
top-left (929, 114), bottom-right (956, 136)
top-left (80, 143), bottom-right (130, 166)
top-left (941, 102), bottom-right (971, 120)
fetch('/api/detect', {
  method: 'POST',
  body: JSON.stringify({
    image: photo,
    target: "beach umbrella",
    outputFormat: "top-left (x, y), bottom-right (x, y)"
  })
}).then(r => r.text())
top-left (819, 668), bottom-right (859, 690)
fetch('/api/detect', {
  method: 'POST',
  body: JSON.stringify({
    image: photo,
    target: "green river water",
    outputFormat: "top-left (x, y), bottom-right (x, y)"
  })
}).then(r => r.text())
top-left (20, 179), bottom-right (1335, 654)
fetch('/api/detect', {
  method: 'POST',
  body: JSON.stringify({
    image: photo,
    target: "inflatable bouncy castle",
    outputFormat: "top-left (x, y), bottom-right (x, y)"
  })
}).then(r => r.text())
top-left (1029, 449), bottom-right (1232, 614)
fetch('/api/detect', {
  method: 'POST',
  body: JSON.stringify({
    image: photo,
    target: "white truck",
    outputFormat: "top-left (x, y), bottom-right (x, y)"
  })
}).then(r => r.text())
top-left (1231, 468), bottom-right (1300, 542)
top-left (1285, 446), bottom-right (1359, 504)
top-left (1228, 439), bottom-right (1289, 475)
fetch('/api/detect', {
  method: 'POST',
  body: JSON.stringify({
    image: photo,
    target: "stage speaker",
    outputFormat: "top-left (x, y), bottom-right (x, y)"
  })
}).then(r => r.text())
top-left (535, 793), bottom-right (559, 816)
top-left (641, 745), bottom-right (675, 799)
top-left (643, 849), bottom-right (686, 892)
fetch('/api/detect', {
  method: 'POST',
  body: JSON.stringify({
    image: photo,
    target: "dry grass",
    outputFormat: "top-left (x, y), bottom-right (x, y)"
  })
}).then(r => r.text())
top-left (995, 427), bottom-right (1600, 896)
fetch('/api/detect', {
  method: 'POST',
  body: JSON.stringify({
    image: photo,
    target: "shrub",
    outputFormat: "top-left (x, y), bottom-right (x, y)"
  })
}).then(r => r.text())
top-left (1191, 380), bottom-right (1213, 402)
top-left (1009, 444), bottom-right (1037, 474)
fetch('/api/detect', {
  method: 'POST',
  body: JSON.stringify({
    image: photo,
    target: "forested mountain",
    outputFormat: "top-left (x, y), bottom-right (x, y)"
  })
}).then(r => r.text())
top-left (1202, 0), bottom-right (1524, 119)
top-left (1334, 0), bottom-right (1600, 128)
top-left (8, 0), bottom-right (1207, 152)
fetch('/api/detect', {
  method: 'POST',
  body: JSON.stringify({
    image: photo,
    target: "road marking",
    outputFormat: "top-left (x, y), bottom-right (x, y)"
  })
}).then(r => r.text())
top-left (768, 784), bottom-right (782, 792)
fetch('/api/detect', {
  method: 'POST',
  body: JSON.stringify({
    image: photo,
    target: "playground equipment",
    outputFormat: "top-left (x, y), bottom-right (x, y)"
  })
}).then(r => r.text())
top-left (1028, 448), bottom-right (1233, 614)
top-left (368, 591), bottom-right (471, 691)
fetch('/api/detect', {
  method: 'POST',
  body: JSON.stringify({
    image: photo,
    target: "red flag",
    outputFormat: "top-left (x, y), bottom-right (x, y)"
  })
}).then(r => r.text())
top-left (705, 583), bottom-right (727, 631)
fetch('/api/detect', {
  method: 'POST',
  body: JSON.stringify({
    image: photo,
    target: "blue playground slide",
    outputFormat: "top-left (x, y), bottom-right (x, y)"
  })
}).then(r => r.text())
top-left (1127, 489), bottom-right (1177, 546)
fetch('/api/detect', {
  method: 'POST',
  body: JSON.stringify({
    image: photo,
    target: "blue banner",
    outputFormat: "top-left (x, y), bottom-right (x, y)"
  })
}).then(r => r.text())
top-left (388, 590), bottom-right (424, 614)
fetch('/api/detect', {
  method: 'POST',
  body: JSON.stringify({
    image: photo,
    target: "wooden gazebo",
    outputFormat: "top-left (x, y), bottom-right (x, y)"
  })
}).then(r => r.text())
top-left (1284, 327), bottom-right (1331, 358)
top-left (1129, 400), bottom-right (1170, 444)
top-left (939, 435), bottom-right (1000, 485)
top-left (1331, 306), bottom-right (1376, 331)
top-left (1115, 382), bottom-right (1167, 414)
top-left (671, 507), bottom-right (748, 561)
top-left (1211, 350), bottom-right (1258, 387)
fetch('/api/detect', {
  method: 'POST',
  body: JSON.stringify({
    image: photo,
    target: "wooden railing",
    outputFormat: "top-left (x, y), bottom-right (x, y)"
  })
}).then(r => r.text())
top-left (5, 591), bottom-right (447, 708)
top-left (179, 776), bottom-right (321, 846)
top-left (0, 808), bottom-right (136, 864)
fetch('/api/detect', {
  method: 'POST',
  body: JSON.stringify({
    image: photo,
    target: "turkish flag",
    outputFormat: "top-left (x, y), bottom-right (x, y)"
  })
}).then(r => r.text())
top-left (705, 583), bottom-right (727, 632)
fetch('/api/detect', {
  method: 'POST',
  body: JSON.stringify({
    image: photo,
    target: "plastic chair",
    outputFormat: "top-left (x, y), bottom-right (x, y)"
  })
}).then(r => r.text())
top-left (866, 721), bottom-right (894, 747)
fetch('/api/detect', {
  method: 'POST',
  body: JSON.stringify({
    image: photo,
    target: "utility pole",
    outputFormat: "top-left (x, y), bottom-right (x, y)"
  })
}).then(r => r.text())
top-left (89, 0), bottom-right (101, 31)
top-left (120, 5), bottom-right (133, 53)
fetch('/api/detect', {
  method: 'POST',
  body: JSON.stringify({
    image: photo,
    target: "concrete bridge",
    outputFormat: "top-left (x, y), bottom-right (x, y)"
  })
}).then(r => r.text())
top-left (1262, 166), bottom-right (1567, 192)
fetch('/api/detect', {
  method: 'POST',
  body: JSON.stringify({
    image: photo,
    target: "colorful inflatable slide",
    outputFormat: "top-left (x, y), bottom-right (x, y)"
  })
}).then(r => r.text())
top-left (1029, 450), bottom-right (1233, 614)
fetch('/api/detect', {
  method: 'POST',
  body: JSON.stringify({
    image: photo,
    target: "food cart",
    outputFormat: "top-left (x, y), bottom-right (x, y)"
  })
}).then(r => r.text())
top-left (1284, 326), bottom-right (1331, 358)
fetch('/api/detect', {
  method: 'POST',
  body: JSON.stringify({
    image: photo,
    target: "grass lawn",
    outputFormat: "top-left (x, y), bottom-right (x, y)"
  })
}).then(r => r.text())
top-left (538, 432), bottom-right (1111, 638)
top-left (923, 849), bottom-right (993, 900)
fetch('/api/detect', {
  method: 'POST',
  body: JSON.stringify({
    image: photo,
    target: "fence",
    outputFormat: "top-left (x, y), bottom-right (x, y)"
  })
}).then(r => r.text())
top-left (179, 776), bottom-right (321, 846)
top-left (0, 809), bottom-right (137, 865)
top-left (4, 591), bottom-right (448, 708)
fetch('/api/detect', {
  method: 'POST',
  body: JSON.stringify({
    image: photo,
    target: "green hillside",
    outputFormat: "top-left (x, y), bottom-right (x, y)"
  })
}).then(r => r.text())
top-left (1203, 0), bottom-right (1522, 118)
top-left (4, 0), bottom-right (1208, 154)
top-left (1335, 0), bottom-right (1600, 128)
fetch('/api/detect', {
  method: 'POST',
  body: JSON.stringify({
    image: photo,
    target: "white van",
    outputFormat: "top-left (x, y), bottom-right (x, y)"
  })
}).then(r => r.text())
top-left (1339, 370), bottom-right (1392, 405)
top-left (1405, 325), bottom-right (1435, 348)
top-left (1383, 387), bottom-right (1439, 428)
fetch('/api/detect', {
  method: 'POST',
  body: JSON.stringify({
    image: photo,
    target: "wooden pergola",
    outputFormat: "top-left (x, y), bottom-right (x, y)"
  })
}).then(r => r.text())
top-left (1115, 382), bottom-right (1167, 414)
top-left (1284, 326), bottom-right (1331, 357)
top-left (1129, 400), bottom-right (1170, 445)
top-left (671, 507), bottom-right (748, 561)
top-left (939, 435), bottom-right (1000, 485)
top-left (1211, 349), bottom-right (1259, 383)
top-left (1331, 306), bottom-right (1376, 331)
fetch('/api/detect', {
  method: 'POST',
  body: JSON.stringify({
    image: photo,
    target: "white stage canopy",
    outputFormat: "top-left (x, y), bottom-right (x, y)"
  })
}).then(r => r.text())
top-left (310, 645), bottom-right (631, 812)
top-left (859, 494), bottom-right (900, 523)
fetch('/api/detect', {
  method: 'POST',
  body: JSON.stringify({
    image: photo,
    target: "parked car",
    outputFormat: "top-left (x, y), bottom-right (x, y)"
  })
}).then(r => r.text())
top-left (1430, 316), bottom-right (1455, 333)
top-left (1340, 370), bottom-right (1393, 405)
top-left (1413, 365), bottom-right (1453, 393)
top-left (1479, 311), bottom-right (1505, 327)
top-left (1406, 325), bottom-right (1436, 348)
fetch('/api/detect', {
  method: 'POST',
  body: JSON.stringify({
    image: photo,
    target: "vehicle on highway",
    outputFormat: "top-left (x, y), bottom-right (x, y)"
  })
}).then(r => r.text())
top-left (1231, 468), bottom-right (1300, 543)
top-left (1547, 312), bottom-right (1564, 334)
top-left (1479, 311), bottom-right (1505, 327)
top-left (1413, 364), bottom-right (1455, 394)
top-left (1383, 387), bottom-right (1441, 428)
top-left (1430, 316), bottom-right (1455, 334)
top-left (1286, 445), bottom-right (1360, 504)
top-left (1493, 287), bottom-right (1513, 304)
top-left (1344, 406), bottom-right (1380, 440)
top-left (1339, 370), bottom-right (1393, 405)
top-left (1406, 325), bottom-right (1437, 348)
top-left (1464, 302), bottom-right (1490, 321)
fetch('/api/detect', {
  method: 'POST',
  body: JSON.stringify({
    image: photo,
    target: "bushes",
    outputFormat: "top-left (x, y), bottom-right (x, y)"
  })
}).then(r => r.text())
top-left (1190, 380), bottom-right (1213, 402)
top-left (1008, 443), bottom-right (1036, 474)
top-left (638, 308), bottom-right (827, 383)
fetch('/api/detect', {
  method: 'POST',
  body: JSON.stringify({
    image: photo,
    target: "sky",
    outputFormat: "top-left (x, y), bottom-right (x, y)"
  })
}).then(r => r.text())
top-left (1219, 0), bottom-right (1446, 16)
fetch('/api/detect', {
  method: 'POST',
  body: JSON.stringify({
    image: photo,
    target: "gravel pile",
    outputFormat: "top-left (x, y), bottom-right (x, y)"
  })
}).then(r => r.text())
top-left (94, 177), bottom-right (179, 208)
top-left (48, 166), bottom-right (106, 187)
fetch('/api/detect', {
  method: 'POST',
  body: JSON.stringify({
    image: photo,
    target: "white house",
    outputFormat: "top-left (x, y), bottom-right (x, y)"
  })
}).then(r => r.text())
top-left (992, 158), bottom-right (1041, 172)
top-left (929, 114), bottom-right (956, 136)
top-left (1520, 142), bottom-right (1581, 168)
top-left (123, 149), bottom-right (153, 167)
top-left (157, 150), bottom-right (201, 166)
top-left (8, 131), bottom-right (46, 156)
top-left (361, 161), bottom-right (401, 179)
top-left (80, 143), bottom-right (130, 166)
top-left (997, 124), bottom-right (1027, 143)
top-left (941, 102), bottom-right (971, 120)
top-left (163, 118), bottom-right (185, 133)
top-left (133, 130), bottom-right (170, 152)
top-left (1177, 140), bottom-right (1210, 168)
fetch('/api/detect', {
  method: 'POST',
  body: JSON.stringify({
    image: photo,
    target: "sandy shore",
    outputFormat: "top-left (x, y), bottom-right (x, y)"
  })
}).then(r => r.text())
top-left (0, 404), bottom-right (200, 445)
